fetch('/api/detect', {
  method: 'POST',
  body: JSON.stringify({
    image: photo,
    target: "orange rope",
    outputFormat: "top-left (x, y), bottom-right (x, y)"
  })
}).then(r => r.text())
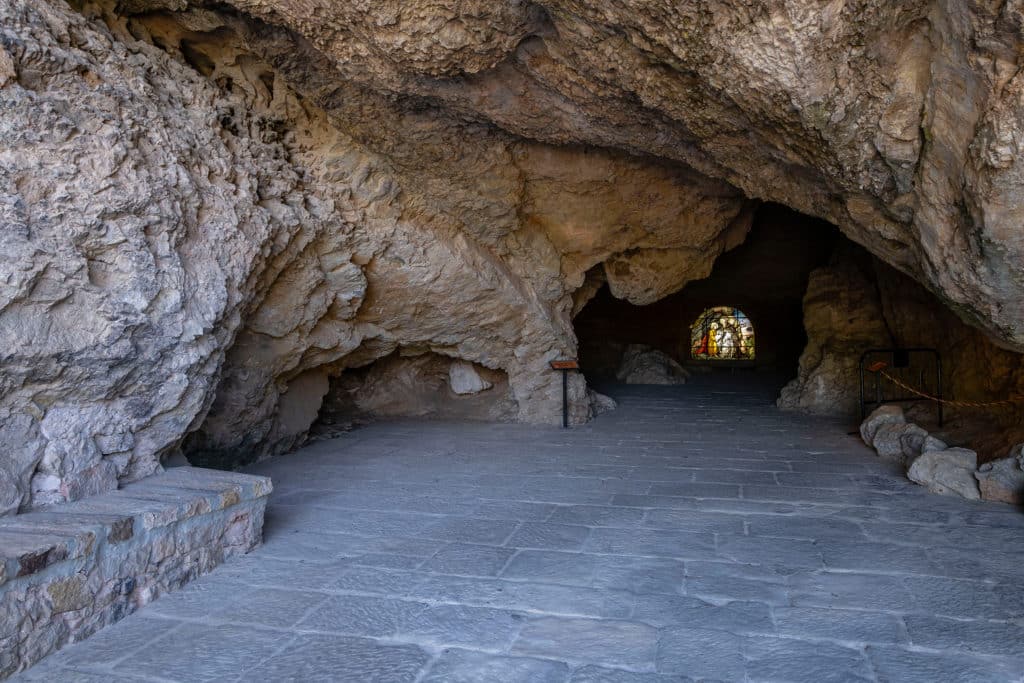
top-left (876, 369), bottom-right (1024, 408)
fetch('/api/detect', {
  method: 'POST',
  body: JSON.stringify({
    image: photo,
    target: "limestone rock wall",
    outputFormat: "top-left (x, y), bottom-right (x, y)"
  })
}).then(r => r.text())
top-left (0, 0), bottom-right (749, 512)
top-left (777, 246), bottom-right (892, 416)
top-left (189, 0), bottom-right (1024, 350)
top-left (875, 262), bottom-right (1024, 432)
top-left (320, 353), bottom-right (517, 426)
top-left (159, 17), bottom-right (752, 465)
top-left (4, 0), bottom-right (1024, 513)
top-left (781, 244), bottom-right (1024, 458)
top-left (0, 0), bottom-right (320, 514)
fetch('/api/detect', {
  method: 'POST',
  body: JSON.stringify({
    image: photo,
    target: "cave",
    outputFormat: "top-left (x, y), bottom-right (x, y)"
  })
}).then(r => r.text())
top-left (5, 0), bottom-right (1024, 679)
top-left (574, 204), bottom-right (838, 396)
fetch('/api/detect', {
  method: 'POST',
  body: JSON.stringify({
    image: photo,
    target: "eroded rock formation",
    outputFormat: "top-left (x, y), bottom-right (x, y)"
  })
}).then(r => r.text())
top-left (781, 244), bottom-right (1024, 461)
top-left (191, 0), bottom-right (1024, 350)
top-left (1, 0), bottom-right (318, 513)
top-left (976, 446), bottom-right (1024, 504)
top-left (3, 0), bottom-right (1024, 513)
top-left (778, 246), bottom-right (892, 416)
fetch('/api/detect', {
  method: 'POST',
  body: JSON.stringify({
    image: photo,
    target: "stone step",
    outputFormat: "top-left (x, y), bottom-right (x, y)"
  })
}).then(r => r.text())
top-left (0, 466), bottom-right (272, 679)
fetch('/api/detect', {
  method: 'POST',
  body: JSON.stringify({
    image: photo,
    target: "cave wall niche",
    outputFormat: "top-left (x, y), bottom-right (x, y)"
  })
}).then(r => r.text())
top-left (312, 351), bottom-right (518, 435)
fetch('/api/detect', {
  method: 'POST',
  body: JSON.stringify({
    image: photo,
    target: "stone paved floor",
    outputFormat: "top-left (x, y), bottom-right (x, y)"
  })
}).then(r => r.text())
top-left (17, 380), bottom-right (1024, 682)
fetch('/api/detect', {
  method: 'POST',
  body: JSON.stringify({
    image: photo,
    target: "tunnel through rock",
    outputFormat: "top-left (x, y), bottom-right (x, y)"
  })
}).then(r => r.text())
top-left (574, 205), bottom-right (1024, 463)
top-left (574, 205), bottom-right (838, 392)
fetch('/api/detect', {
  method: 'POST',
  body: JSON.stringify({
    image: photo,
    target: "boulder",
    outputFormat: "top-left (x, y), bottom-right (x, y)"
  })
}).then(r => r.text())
top-left (871, 422), bottom-right (929, 467)
top-left (616, 346), bottom-right (689, 385)
top-left (448, 361), bottom-right (493, 396)
top-left (975, 445), bottom-right (1024, 504)
top-left (859, 405), bottom-right (906, 447)
top-left (587, 389), bottom-right (617, 417)
top-left (907, 448), bottom-right (981, 500)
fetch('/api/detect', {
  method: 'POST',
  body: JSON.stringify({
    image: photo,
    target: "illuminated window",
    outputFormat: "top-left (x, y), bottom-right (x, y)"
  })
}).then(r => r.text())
top-left (690, 307), bottom-right (755, 361)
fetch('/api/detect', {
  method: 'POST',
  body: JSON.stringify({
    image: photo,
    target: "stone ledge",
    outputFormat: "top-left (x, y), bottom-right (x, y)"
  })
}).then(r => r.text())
top-left (0, 466), bottom-right (272, 679)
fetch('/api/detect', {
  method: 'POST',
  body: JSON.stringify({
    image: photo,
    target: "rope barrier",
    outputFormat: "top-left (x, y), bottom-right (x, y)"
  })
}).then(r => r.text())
top-left (869, 365), bottom-right (1024, 408)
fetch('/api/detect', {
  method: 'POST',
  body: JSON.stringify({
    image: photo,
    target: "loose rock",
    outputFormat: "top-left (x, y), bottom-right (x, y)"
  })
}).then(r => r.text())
top-left (587, 389), bottom-right (617, 417)
top-left (859, 406), bottom-right (906, 447)
top-left (908, 448), bottom-right (981, 500)
top-left (616, 346), bottom-right (689, 385)
top-left (871, 423), bottom-right (929, 467)
top-left (449, 361), bottom-right (493, 395)
top-left (975, 445), bottom-right (1024, 504)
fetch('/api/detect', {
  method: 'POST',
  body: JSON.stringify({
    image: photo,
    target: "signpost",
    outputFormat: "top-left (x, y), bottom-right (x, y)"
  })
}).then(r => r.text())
top-left (549, 360), bottom-right (580, 428)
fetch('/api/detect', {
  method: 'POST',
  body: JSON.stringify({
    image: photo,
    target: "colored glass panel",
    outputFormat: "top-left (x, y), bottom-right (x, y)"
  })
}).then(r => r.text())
top-left (690, 307), bottom-right (755, 361)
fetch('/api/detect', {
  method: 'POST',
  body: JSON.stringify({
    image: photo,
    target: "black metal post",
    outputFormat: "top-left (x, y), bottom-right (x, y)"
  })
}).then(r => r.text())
top-left (562, 369), bottom-right (568, 428)
top-left (858, 355), bottom-right (866, 421)
top-left (550, 359), bottom-right (579, 429)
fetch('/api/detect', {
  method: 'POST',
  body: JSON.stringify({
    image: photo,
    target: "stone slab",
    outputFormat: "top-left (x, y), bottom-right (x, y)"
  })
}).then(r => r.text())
top-left (12, 384), bottom-right (1024, 682)
top-left (513, 617), bottom-right (658, 669)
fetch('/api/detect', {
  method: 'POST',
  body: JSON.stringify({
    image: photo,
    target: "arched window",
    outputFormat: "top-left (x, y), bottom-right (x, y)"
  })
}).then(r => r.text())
top-left (690, 307), bottom-right (755, 361)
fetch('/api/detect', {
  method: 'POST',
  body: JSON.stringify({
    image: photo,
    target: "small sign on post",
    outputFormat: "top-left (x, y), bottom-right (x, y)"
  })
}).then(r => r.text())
top-left (549, 360), bottom-right (580, 428)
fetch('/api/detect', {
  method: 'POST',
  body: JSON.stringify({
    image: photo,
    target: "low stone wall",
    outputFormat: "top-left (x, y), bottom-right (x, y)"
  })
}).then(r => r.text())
top-left (0, 467), bottom-right (272, 679)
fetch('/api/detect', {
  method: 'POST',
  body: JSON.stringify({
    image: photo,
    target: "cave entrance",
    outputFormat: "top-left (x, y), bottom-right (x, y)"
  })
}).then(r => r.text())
top-left (574, 204), bottom-right (838, 397)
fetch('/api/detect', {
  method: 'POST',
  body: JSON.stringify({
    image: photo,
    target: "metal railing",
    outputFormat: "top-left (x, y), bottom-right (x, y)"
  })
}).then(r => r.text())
top-left (859, 348), bottom-right (943, 426)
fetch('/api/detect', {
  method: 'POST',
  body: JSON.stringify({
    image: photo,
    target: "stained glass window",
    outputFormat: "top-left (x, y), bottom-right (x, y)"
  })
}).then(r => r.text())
top-left (690, 307), bottom-right (755, 361)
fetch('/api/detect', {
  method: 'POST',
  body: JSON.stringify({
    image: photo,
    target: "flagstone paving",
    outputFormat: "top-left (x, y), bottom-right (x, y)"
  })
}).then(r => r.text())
top-left (17, 380), bottom-right (1024, 682)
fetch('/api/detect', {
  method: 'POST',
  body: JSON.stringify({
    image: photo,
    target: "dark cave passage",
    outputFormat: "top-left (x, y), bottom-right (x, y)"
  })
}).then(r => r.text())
top-left (574, 204), bottom-right (839, 396)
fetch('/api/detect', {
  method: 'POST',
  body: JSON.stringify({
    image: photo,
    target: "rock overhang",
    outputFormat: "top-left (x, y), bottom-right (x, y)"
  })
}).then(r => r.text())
top-left (1, 0), bottom-right (1024, 513)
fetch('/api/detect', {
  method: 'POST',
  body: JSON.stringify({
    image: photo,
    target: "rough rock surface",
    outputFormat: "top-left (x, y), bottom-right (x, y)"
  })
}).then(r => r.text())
top-left (907, 448), bottom-right (981, 500)
top-left (872, 422), bottom-right (930, 467)
top-left (616, 345), bottom-right (689, 386)
top-left (783, 249), bottom-right (1024, 437)
top-left (873, 262), bottom-right (1024, 453)
top-left (778, 249), bottom-right (891, 416)
top-left (859, 406), bottom-right (907, 447)
top-left (975, 445), bottom-right (1024, 504)
top-left (587, 389), bottom-right (617, 416)
top-left (1, 0), bottom-right (751, 509)
top-left (858, 406), bottom-right (994, 501)
top-left (448, 360), bottom-right (493, 395)
top-left (314, 353), bottom-right (519, 432)
top-left (0, 0), bottom-right (317, 513)
top-left (4, 0), bottom-right (1024, 511)
top-left (199, 0), bottom-right (1024, 352)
